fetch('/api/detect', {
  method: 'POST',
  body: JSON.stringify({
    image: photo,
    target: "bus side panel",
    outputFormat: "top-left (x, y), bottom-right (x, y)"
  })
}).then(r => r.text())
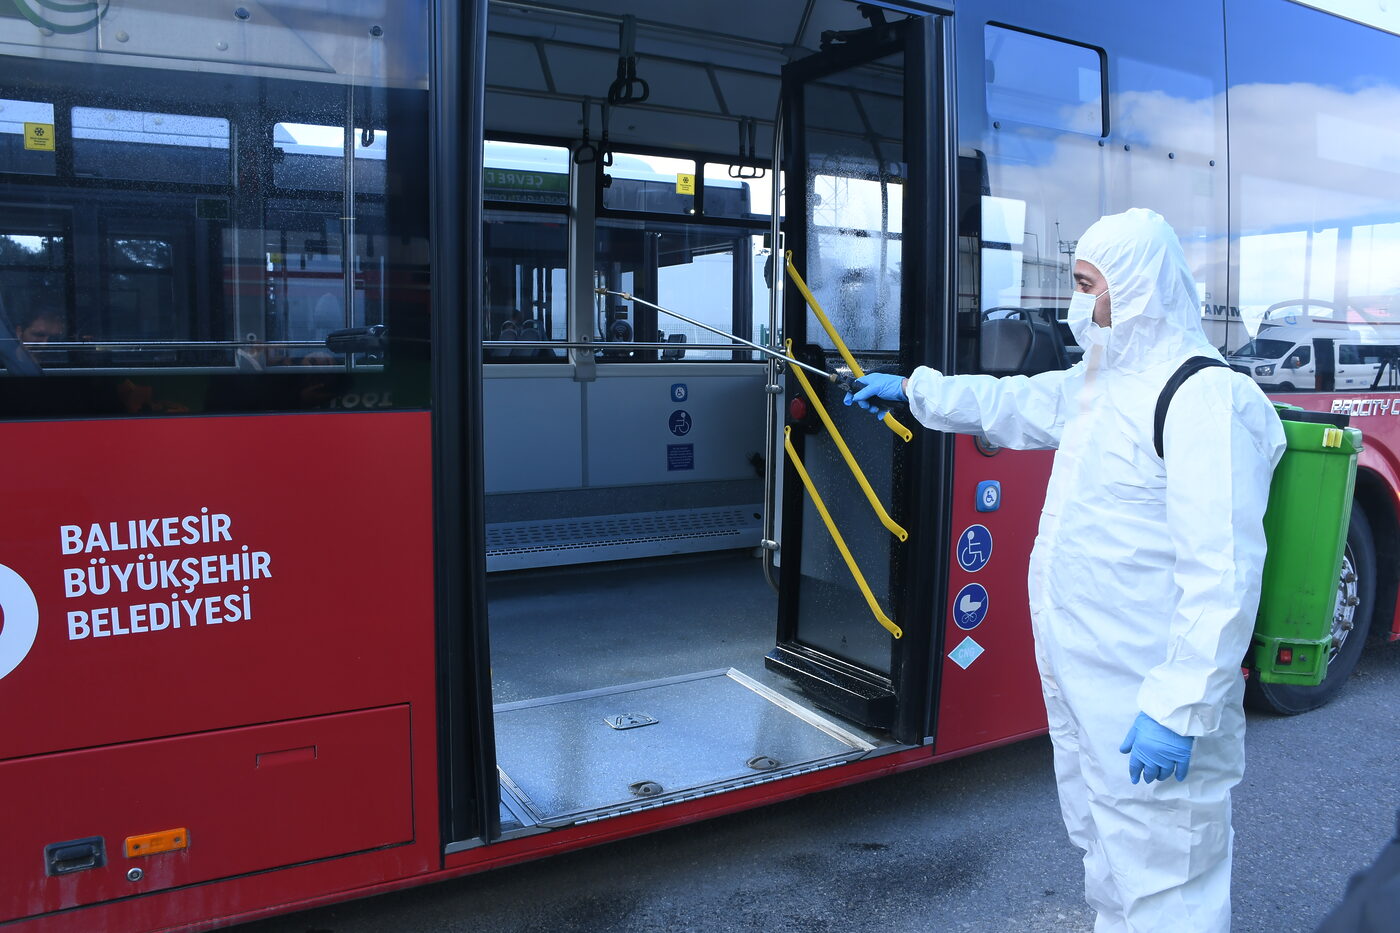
top-left (0, 412), bottom-right (439, 926)
top-left (1275, 391), bottom-right (1400, 640)
top-left (934, 439), bottom-right (1049, 755)
top-left (2, 706), bottom-right (414, 919)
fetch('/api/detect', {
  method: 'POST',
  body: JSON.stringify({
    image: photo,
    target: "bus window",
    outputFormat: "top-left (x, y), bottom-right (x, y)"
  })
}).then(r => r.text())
top-left (0, 219), bottom-right (68, 357)
top-left (106, 237), bottom-right (178, 340)
top-left (984, 25), bottom-right (1105, 136)
top-left (273, 122), bottom-right (387, 194)
top-left (0, 98), bottom-right (56, 176)
top-left (0, 16), bottom-right (431, 415)
top-left (0, 217), bottom-right (65, 309)
top-left (483, 211), bottom-right (567, 358)
top-left (484, 140), bottom-right (569, 206)
top-left (797, 55), bottom-right (907, 359)
top-left (1228, 0), bottom-right (1400, 393)
top-left (594, 218), bottom-right (764, 361)
top-left (701, 162), bottom-right (782, 220)
top-left (602, 152), bottom-right (698, 215)
top-left (72, 107), bottom-right (230, 185)
top-left (483, 141), bottom-right (569, 359)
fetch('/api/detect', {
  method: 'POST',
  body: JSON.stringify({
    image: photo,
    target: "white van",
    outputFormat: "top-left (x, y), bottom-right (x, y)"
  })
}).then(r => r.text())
top-left (1227, 307), bottom-right (1400, 392)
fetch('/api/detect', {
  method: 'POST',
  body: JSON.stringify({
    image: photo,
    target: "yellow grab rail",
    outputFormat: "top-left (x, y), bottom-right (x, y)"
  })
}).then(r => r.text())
top-left (783, 426), bottom-right (903, 639)
top-left (784, 252), bottom-right (913, 443)
top-left (786, 339), bottom-right (907, 542)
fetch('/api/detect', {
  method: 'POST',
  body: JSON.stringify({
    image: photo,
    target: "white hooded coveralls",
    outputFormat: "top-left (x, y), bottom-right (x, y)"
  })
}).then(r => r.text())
top-left (906, 209), bottom-right (1285, 931)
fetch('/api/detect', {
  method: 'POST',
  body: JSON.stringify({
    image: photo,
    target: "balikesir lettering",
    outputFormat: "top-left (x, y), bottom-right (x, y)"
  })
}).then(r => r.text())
top-left (59, 509), bottom-right (232, 555)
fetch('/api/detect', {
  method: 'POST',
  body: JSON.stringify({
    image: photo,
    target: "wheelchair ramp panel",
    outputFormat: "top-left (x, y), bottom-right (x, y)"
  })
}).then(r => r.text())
top-left (494, 668), bottom-right (873, 826)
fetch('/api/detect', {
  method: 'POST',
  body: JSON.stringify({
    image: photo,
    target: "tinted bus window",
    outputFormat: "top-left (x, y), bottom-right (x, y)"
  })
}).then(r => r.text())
top-left (273, 122), bottom-right (388, 194)
top-left (966, 8), bottom-right (1225, 380)
top-left (483, 141), bottom-right (569, 358)
top-left (0, 98), bottom-right (57, 176)
top-left (1226, 0), bottom-right (1400, 393)
top-left (701, 161), bottom-right (781, 219)
top-left (985, 25), bottom-right (1104, 136)
top-left (0, 6), bottom-right (431, 416)
top-left (483, 211), bottom-right (567, 357)
top-left (594, 218), bottom-right (765, 360)
top-left (72, 107), bottom-right (231, 185)
top-left (603, 152), bottom-right (697, 215)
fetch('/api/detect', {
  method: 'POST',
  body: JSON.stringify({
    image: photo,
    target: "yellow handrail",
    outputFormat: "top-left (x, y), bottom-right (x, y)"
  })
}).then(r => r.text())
top-left (783, 427), bottom-right (903, 639)
top-left (784, 252), bottom-right (913, 443)
top-left (786, 339), bottom-right (907, 542)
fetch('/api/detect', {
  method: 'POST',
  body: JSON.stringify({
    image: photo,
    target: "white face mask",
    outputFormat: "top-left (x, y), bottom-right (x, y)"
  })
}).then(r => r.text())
top-left (1068, 288), bottom-right (1109, 349)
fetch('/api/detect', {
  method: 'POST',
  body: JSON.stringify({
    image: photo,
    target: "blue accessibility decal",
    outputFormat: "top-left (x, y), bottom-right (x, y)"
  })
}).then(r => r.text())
top-left (976, 480), bottom-right (1001, 512)
top-left (669, 409), bottom-right (692, 437)
top-left (953, 582), bottom-right (989, 630)
top-left (956, 524), bottom-right (993, 572)
top-left (671, 383), bottom-right (688, 403)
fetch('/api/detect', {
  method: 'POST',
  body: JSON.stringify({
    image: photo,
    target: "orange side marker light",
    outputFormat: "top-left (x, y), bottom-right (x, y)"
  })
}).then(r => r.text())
top-left (125, 828), bottom-right (189, 858)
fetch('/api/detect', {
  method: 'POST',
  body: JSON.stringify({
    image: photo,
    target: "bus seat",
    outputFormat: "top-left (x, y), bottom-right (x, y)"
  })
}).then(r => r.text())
top-left (980, 316), bottom-right (1067, 375)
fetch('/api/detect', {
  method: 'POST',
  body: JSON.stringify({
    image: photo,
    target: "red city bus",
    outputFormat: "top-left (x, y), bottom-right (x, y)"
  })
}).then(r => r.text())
top-left (1, 0), bottom-right (1397, 929)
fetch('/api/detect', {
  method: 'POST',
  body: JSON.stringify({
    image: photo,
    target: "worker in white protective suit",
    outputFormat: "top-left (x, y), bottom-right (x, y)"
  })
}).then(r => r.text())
top-left (848, 208), bottom-right (1286, 931)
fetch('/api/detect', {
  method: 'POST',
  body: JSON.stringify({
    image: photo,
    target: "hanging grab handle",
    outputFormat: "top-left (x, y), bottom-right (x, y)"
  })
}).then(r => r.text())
top-left (786, 339), bottom-right (907, 542)
top-left (575, 97), bottom-right (598, 164)
top-left (607, 16), bottom-right (649, 105)
top-left (784, 252), bottom-right (913, 443)
top-left (783, 427), bottom-right (903, 639)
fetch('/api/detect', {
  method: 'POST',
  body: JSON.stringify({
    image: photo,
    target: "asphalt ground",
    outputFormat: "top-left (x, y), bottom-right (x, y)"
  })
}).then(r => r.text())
top-left (241, 641), bottom-right (1400, 933)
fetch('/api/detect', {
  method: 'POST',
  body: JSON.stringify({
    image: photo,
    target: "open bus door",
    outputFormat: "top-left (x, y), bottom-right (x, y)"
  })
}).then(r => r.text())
top-left (769, 12), bottom-right (952, 746)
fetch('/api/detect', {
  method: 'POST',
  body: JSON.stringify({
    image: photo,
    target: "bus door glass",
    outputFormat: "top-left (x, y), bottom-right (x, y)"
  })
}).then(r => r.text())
top-left (772, 14), bottom-right (944, 743)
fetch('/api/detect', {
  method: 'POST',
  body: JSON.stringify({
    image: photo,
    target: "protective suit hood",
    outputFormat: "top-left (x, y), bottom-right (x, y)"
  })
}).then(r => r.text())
top-left (1074, 208), bottom-right (1217, 372)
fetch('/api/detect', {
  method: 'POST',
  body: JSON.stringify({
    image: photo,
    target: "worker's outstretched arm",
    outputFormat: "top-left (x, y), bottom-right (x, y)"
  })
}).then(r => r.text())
top-left (902, 364), bottom-right (1082, 451)
top-left (1137, 370), bottom-right (1286, 735)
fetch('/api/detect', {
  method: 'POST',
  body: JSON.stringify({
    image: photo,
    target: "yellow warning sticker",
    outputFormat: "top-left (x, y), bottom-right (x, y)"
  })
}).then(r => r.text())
top-left (24, 122), bottom-right (55, 152)
top-left (676, 173), bottom-right (695, 195)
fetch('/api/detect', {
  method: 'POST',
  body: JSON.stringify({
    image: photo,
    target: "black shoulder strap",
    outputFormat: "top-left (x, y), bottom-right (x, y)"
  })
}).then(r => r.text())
top-left (1154, 356), bottom-right (1229, 460)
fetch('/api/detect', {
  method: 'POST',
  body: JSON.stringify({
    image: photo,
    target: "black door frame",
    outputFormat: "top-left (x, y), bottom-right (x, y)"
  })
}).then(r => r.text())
top-left (770, 12), bottom-right (955, 746)
top-left (431, 0), bottom-right (499, 852)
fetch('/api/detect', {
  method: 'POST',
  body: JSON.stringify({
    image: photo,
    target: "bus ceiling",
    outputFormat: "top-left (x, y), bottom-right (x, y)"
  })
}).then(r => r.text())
top-left (485, 0), bottom-right (926, 156)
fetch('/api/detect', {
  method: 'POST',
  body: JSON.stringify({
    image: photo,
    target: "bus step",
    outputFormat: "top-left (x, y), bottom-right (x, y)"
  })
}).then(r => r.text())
top-left (486, 506), bottom-right (762, 571)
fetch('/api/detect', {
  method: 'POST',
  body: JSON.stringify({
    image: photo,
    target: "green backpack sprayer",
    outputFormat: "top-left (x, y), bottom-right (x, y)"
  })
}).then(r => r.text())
top-left (1158, 358), bottom-right (1363, 687)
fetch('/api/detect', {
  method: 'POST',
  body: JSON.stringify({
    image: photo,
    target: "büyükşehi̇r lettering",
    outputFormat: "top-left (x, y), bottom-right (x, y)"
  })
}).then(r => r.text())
top-left (64, 550), bottom-right (271, 597)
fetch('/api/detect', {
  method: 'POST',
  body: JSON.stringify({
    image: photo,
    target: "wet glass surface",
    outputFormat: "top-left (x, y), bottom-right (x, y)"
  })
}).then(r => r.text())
top-left (0, 1), bottom-right (432, 414)
top-left (790, 54), bottom-right (906, 674)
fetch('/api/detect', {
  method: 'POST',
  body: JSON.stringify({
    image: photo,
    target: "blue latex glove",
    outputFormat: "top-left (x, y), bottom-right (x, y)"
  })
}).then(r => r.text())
top-left (844, 372), bottom-right (907, 417)
top-left (1119, 712), bottom-right (1194, 784)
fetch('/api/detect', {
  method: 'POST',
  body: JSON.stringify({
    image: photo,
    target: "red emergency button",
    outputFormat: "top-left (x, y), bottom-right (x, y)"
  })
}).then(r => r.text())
top-left (789, 396), bottom-right (808, 421)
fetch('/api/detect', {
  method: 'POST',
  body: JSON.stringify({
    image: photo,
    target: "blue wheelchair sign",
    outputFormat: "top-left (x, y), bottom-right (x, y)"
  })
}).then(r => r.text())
top-left (669, 410), bottom-right (692, 437)
top-left (957, 524), bottom-right (993, 572)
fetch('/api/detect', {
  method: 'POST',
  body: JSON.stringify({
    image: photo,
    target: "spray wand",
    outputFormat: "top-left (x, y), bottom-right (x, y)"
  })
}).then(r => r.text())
top-left (595, 287), bottom-right (870, 396)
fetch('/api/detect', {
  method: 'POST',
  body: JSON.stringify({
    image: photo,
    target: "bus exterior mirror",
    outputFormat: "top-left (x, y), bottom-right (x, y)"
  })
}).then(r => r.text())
top-left (326, 324), bottom-right (387, 355)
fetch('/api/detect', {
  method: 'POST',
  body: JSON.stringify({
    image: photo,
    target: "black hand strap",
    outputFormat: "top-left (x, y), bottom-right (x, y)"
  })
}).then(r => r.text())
top-left (1154, 356), bottom-right (1229, 460)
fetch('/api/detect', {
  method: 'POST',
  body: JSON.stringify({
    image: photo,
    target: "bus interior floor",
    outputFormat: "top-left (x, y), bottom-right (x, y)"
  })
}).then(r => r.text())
top-left (486, 551), bottom-right (898, 830)
top-left (486, 550), bottom-right (785, 706)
